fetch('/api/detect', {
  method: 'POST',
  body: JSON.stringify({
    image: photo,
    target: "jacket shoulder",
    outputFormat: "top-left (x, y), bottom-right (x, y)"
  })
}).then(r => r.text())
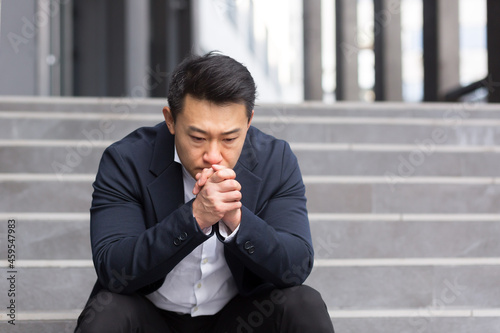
top-left (246, 126), bottom-right (293, 162)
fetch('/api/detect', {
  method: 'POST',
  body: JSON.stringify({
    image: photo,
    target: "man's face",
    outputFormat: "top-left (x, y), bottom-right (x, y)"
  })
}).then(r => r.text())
top-left (163, 94), bottom-right (253, 179)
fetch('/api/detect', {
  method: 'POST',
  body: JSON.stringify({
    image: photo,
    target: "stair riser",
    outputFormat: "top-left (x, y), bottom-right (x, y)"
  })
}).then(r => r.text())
top-left (331, 317), bottom-right (500, 333)
top-left (307, 265), bottom-right (500, 309)
top-left (4, 317), bottom-right (500, 333)
top-left (3, 181), bottom-right (500, 214)
top-left (3, 321), bottom-right (78, 333)
top-left (1, 220), bottom-right (497, 261)
top-left (306, 183), bottom-right (500, 214)
top-left (1, 265), bottom-right (498, 311)
top-left (2, 117), bottom-right (500, 145)
top-left (2, 98), bottom-right (499, 118)
top-left (2, 146), bottom-right (500, 177)
top-left (0, 220), bottom-right (91, 260)
top-left (0, 267), bottom-right (96, 312)
top-left (310, 220), bottom-right (500, 259)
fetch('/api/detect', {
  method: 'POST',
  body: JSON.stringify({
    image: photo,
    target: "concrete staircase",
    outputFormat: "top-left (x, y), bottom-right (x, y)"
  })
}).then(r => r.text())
top-left (1, 96), bottom-right (500, 332)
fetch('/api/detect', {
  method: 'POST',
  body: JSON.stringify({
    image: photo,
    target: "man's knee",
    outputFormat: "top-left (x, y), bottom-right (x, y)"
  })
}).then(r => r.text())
top-left (75, 291), bottom-right (156, 333)
top-left (280, 285), bottom-right (325, 310)
top-left (278, 285), bottom-right (334, 332)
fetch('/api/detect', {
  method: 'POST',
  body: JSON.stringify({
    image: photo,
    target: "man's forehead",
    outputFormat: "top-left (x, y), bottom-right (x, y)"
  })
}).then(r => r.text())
top-left (179, 97), bottom-right (247, 119)
top-left (187, 126), bottom-right (242, 135)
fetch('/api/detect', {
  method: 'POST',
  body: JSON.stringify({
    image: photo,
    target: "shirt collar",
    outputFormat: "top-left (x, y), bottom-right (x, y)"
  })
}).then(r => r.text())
top-left (174, 146), bottom-right (196, 181)
top-left (174, 145), bottom-right (181, 165)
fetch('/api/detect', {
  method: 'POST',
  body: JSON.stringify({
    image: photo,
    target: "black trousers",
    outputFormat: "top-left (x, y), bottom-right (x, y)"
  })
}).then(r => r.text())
top-left (75, 285), bottom-right (334, 333)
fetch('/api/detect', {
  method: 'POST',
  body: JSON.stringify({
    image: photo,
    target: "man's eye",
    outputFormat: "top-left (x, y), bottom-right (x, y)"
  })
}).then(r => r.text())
top-left (191, 136), bottom-right (204, 142)
top-left (224, 138), bottom-right (236, 143)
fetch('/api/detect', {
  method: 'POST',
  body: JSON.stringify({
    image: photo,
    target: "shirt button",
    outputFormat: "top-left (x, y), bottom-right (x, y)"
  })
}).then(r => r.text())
top-left (193, 306), bottom-right (199, 312)
top-left (202, 258), bottom-right (208, 264)
top-left (197, 283), bottom-right (202, 289)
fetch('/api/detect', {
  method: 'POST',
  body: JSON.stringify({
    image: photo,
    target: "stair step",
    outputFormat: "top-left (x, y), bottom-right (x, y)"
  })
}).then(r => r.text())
top-left (330, 316), bottom-right (500, 333)
top-left (2, 217), bottom-right (498, 260)
top-left (3, 111), bottom-right (500, 144)
top-left (0, 267), bottom-right (95, 312)
top-left (3, 311), bottom-right (499, 332)
top-left (0, 115), bottom-right (160, 141)
top-left (296, 149), bottom-right (500, 177)
top-left (311, 220), bottom-right (500, 259)
top-left (3, 177), bottom-right (500, 213)
top-left (1, 320), bottom-right (78, 333)
top-left (2, 144), bottom-right (500, 176)
top-left (1, 217), bottom-right (498, 261)
top-left (1, 263), bottom-right (498, 312)
top-left (2, 96), bottom-right (500, 118)
top-left (307, 264), bottom-right (500, 309)
top-left (2, 312), bottom-right (500, 332)
top-left (305, 181), bottom-right (500, 214)
top-left (0, 219), bottom-right (91, 260)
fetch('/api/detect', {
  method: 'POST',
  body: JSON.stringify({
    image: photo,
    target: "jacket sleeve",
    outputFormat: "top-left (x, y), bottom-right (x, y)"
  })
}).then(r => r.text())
top-left (90, 145), bottom-right (211, 295)
top-left (224, 141), bottom-right (314, 294)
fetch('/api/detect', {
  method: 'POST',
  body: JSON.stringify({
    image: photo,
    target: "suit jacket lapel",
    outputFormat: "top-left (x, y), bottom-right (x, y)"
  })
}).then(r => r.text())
top-left (234, 133), bottom-right (262, 213)
top-left (147, 123), bottom-right (184, 223)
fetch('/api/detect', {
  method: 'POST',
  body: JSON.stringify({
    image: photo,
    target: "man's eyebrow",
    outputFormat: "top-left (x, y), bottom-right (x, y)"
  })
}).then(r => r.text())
top-left (187, 126), bottom-right (207, 134)
top-left (187, 126), bottom-right (241, 135)
top-left (221, 128), bottom-right (241, 135)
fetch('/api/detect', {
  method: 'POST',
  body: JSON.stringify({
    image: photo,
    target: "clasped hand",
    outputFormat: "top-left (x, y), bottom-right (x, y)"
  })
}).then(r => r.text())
top-left (192, 165), bottom-right (242, 233)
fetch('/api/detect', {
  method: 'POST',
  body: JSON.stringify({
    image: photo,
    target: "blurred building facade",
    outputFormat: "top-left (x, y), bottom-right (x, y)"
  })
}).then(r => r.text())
top-left (0, 0), bottom-right (497, 103)
top-left (0, 0), bottom-right (303, 102)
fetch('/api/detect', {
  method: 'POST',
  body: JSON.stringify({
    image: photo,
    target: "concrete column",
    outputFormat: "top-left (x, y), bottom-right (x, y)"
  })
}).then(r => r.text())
top-left (36, 0), bottom-right (51, 96)
top-left (303, 0), bottom-right (323, 101)
top-left (0, 0), bottom-right (3, 39)
top-left (0, 0), bottom-right (37, 95)
top-left (61, 0), bottom-right (73, 96)
top-left (374, 0), bottom-right (402, 101)
top-left (150, 0), bottom-right (192, 97)
top-left (423, 0), bottom-right (460, 101)
top-left (336, 0), bottom-right (359, 101)
top-left (49, 0), bottom-right (62, 96)
top-left (125, 0), bottom-right (150, 95)
top-left (487, 0), bottom-right (500, 103)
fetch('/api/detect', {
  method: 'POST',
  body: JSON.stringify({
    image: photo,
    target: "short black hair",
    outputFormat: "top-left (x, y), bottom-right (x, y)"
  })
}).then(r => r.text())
top-left (167, 51), bottom-right (256, 122)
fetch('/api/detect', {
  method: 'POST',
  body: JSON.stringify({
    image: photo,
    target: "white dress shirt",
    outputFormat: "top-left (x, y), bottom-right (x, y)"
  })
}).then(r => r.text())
top-left (146, 149), bottom-right (239, 316)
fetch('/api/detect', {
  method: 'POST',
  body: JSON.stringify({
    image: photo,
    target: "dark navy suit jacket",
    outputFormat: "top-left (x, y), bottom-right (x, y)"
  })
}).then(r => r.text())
top-left (88, 122), bottom-right (313, 299)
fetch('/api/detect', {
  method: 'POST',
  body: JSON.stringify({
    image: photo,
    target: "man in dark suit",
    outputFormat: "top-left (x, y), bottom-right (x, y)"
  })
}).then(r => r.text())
top-left (76, 52), bottom-right (334, 332)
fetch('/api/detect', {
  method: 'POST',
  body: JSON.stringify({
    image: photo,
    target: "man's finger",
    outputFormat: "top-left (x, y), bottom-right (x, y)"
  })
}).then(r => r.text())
top-left (217, 179), bottom-right (241, 192)
top-left (221, 189), bottom-right (242, 202)
top-left (193, 168), bottom-right (214, 195)
top-left (209, 168), bottom-right (236, 183)
top-left (211, 164), bottom-right (226, 171)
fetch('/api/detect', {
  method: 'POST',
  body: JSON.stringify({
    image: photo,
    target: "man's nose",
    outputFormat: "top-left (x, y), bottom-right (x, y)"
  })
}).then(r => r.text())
top-left (203, 141), bottom-right (223, 165)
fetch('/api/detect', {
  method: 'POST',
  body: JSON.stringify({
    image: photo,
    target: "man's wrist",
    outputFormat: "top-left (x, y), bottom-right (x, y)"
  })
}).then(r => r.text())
top-left (219, 221), bottom-right (240, 242)
top-left (192, 198), bottom-right (211, 230)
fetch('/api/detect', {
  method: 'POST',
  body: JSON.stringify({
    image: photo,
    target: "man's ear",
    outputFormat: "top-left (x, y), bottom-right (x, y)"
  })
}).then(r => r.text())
top-left (247, 110), bottom-right (254, 129)
top-left (163, 106), bottom-right (175, 135)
